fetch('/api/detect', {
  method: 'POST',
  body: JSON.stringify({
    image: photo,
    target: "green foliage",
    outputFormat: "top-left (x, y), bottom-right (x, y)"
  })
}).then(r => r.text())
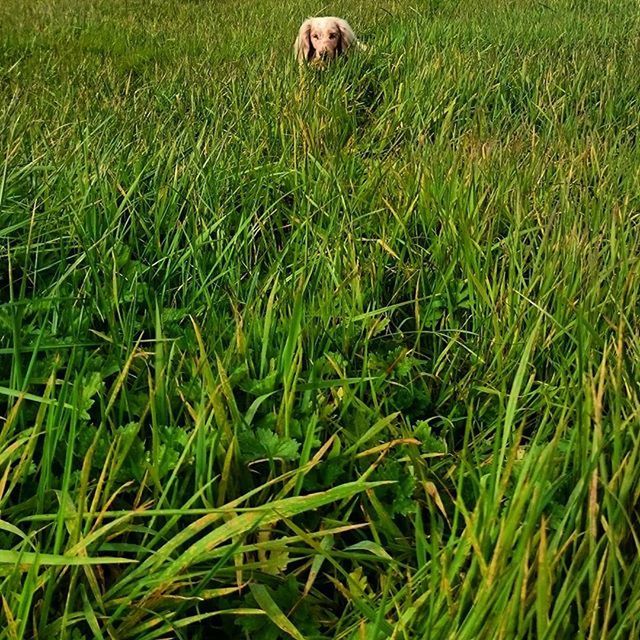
top-left (235, 579), bottom-right (322, 640)
top-left (238, 428), bottom-right (300, 463)
top-left (1, 0), bottom-right (639, 638)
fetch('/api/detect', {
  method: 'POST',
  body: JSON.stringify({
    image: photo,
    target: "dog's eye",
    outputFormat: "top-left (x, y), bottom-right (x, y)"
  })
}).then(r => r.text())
top-left (329, 33), bottom-right (336, 39)
top-left (312, 34), bottom-right (319, 39)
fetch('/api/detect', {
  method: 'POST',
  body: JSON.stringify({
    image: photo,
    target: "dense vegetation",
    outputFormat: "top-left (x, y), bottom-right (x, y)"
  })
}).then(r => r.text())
top-left (1, 0), bottom-right (639, 638)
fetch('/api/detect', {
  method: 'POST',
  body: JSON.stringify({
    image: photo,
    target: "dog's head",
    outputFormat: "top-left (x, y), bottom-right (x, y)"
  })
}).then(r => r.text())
top-left (294, 17), bottom-right (356, 64)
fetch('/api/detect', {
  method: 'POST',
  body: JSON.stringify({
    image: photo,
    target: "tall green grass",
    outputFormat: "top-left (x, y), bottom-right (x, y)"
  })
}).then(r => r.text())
top-left (1, 0), bottom-right (639, 638)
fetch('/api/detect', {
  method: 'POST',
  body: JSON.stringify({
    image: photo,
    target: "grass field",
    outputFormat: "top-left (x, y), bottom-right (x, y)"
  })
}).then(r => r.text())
top-left (1, 0), bottom-right (639, 638)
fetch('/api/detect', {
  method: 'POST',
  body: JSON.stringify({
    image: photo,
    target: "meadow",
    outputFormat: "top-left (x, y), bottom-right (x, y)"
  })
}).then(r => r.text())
top-left (1, 0), bottom-right (639, 638)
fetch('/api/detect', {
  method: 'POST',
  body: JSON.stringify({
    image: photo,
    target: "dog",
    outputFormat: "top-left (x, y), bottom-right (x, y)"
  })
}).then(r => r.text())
top-left (294, 17), bottom-right (360, 64)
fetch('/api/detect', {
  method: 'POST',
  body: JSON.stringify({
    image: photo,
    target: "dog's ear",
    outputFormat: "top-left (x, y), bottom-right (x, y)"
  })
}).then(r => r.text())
top-left (294, 19), bottom-right (314, 63)
top-left (334, 18), bottom-right (356, 55)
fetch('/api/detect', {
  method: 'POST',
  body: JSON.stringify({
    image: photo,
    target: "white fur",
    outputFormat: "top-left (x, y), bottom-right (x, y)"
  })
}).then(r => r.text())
top-left (294, 17), bottom-right (359, 64)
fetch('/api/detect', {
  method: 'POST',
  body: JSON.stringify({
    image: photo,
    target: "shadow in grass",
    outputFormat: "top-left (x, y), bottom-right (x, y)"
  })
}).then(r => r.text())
top-left (290, 49), bottom-right (388, 158)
